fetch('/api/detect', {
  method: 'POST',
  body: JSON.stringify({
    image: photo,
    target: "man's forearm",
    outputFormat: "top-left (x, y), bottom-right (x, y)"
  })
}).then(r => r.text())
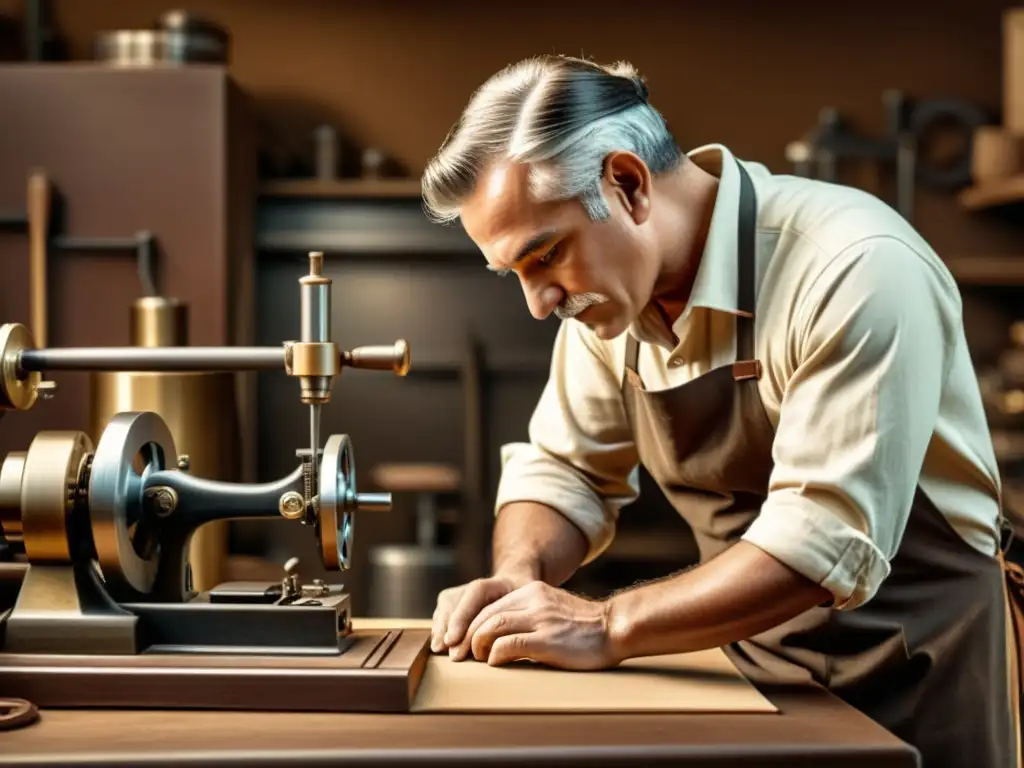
top-left (491, 501), bottom-right (590, 587)
top-left (606, 541), bottom-right (833, 661)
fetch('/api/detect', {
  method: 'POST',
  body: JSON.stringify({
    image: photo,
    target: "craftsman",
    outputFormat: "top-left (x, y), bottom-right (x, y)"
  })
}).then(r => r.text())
top-left (420, 55), bottom-right (1018, 766)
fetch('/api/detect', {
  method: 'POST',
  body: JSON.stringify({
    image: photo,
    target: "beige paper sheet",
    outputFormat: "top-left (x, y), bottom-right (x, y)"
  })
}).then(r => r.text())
top-left (354, 618), bottom-right (778, 714)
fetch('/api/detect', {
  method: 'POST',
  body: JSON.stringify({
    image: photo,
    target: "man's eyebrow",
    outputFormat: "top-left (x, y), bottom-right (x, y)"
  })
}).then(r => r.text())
top-left (486, 230), bottom-right (559, 276)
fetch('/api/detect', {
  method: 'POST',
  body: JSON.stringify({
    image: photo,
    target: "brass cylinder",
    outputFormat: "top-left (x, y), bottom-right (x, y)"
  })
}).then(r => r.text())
top-left (131, 296), bottom-right (187, 348)
top-left (90, 298), bottom-right (240, 592)
top-left (0, 451), bottom-right (26, 536)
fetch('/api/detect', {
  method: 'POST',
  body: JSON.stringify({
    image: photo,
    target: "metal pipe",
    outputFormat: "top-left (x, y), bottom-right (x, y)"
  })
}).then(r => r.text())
top-left (20, 346), bottom-right (286, 373)
top-left (299, 252), bottom-right (332, 500)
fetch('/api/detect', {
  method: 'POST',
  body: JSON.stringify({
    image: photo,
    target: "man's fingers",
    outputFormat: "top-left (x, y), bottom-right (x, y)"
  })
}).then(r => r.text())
top-left (470, 610), bottom-right (536, 662)
top-left (430, 601), bottom-right (451, 653)
top-left (430, 587), bottom-right (463, 653)
top-left (444, 580), bottom-right (508, 648)
top-left (450, 589), bottom-right (525, 661)
top-left (487, 633), bottom-right (541, 666)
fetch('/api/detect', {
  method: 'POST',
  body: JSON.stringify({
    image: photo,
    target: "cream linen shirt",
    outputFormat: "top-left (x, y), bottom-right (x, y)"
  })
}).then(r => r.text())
top-left (494, 143), bottom-right (1004, 611)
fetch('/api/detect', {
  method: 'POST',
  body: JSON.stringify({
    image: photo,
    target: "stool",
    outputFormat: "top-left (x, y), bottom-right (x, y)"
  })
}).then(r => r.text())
top-left (367, 462), bottom-right (462, 619)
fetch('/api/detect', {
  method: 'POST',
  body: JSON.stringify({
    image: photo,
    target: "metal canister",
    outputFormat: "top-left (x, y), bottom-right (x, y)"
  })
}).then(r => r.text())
top-left (368, 545), bottom-right (458, 619)
top-left (94, 11), bottom-right (230, 66)
top-left (89, 296), bottom-right (240, 592)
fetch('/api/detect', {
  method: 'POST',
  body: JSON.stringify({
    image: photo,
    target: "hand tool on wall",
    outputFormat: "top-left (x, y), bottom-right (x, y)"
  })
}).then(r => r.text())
top-left (2, 172), bottom-right (161, 349)
top-left (26, 170), bottom-right (49, 348)
top-left (784, 90), bottom-right (990, 223)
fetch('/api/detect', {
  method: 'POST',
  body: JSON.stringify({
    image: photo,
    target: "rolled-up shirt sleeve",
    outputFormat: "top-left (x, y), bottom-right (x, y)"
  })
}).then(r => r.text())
top-left (495, 320), bottom-right (640, 563)
top-left (742, 237), bottom-right (960, 610)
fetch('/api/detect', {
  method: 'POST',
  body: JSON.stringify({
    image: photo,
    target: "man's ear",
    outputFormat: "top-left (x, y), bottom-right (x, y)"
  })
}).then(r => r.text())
top-left (602, 151), bottom-right (652, 224)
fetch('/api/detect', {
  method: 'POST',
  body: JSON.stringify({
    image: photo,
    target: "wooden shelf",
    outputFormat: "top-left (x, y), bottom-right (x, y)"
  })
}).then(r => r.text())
top-left (259, 178), bottom-right (422, 200)
top-left (256, 189), bottom-right (477, 255)
top-left (944, 255), bottom-right (1024, 285)
top-left (958, 176), bottom-right (1024, 211)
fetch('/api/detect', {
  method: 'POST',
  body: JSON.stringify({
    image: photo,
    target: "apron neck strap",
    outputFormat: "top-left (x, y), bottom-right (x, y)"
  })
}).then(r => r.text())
top-left (735, 162), bottom-right (758, 361)
top-left (622, 158), bottom-right (759, 380)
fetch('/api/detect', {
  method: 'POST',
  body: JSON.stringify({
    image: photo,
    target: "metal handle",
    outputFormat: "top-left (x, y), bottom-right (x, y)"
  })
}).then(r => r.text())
top-left (355, 492), bottom-right (391, 512)
top-left (343, 340), bottom-right (410, 376)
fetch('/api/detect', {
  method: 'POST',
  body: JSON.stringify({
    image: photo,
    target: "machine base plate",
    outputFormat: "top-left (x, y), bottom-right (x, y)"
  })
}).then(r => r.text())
top-left (0, 628), bottom-right (430, 713)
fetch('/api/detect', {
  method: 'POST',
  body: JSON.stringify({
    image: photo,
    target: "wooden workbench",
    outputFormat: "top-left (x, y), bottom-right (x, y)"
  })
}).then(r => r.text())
top-left (1, 619), bottom-right (920, 767)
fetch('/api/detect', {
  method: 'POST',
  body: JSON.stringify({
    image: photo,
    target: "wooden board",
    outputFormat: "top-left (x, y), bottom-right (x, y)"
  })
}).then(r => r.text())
top-left (0, 627), bottom-right (430, 713)
top-left (355, 619), bottom-right (777, 714)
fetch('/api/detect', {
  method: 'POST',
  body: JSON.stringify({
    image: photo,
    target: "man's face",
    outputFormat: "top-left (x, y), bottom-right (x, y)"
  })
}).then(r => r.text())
top-left (459, 160), bottom-right (658, 341)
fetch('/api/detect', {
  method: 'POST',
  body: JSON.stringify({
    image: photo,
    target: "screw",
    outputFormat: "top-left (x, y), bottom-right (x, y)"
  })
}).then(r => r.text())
top-left (279, 491), bottom-right (305, 520)
top-left (177, 454), bottom-right (190, 472)
top-left (145, 486), bottom-right (178, 517)
top-left (36, 381), bottom-right (57, 400)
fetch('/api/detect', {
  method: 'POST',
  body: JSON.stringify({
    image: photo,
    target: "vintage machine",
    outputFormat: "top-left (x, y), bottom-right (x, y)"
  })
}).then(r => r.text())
top-left (0, 251), bottom-right (430, 713)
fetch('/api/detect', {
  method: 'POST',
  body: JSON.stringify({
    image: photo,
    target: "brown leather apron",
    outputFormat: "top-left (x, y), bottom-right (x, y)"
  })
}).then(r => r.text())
top-left (620, 161), bottom-right (1020, 767)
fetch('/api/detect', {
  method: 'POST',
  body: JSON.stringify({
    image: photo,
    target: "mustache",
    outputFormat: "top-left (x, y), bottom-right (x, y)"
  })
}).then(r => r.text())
top-left (554, 292), bottom-right (609, 320)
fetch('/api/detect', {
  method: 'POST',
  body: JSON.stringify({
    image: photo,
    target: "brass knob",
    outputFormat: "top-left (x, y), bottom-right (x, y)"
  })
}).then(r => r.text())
top-left (278, 491), bottom-right (305, 520)
top-left (343, 340), bottom-right (410, 376)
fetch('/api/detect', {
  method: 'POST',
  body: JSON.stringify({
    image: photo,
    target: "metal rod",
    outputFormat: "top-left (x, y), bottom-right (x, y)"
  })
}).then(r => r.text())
top-left (51, 235), bottom-right (146, 252)
top-left (0, 213), bottom-right (28, 228)
top-left (356, 493), bottom-right (392, 512)
top-left (310, 403), bottom-right (321, 502)
top-left (19, 346), bottom-right (286, 372)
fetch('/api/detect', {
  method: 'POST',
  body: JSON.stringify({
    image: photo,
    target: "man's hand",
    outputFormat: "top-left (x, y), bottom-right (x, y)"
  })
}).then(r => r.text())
top-left (449, 581), bottom-right (620, 670)
top-left (431, 501), bottom-right (590, 655)
top-left (431, 575), bottom-right (525, 653)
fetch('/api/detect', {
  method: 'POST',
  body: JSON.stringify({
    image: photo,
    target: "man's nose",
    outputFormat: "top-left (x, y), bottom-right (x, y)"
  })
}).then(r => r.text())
top-left (522, 279), bottom-right (563, 320)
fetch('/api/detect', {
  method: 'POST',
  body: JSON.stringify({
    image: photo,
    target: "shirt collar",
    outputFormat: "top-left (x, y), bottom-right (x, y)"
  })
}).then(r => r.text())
top-left (629, 143), bottom-right (748, 349)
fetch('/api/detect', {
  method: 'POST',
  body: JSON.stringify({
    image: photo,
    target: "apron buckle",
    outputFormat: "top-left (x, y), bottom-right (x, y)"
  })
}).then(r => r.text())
top-left (732, 359), bottom-right (762, 381)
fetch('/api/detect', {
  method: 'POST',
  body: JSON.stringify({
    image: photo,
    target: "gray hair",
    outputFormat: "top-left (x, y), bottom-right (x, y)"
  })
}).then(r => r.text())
top-left (421, 55), bottom-right (682, 224)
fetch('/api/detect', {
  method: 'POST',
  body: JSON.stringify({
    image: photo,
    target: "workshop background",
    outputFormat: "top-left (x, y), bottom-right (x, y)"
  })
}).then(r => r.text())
top-left (1, 0), bottom-right (1023, 618)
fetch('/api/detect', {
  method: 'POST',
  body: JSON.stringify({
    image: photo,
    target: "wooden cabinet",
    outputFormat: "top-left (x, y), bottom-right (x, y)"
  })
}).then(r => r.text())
top-left (0, 65), bottom-right (257, 478)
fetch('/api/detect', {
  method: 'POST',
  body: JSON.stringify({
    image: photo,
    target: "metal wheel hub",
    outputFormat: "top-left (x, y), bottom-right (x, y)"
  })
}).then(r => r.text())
top-left (317, 434), bottom-right (355, 571)
top-left (316, 434), bottom-right (392, 571)
top-left (88, 411), bottom-right (177, 596)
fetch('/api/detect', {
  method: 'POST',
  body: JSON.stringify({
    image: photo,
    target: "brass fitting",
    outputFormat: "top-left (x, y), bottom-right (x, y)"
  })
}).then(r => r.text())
top-left (284, 342), bottom-right (341, 378)
top-left (343, 340), bottom-right (410, 377)
top-left (287, 251), bottom-right (337, 406)
top-left (0, 324), bottom-right (42, 412)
